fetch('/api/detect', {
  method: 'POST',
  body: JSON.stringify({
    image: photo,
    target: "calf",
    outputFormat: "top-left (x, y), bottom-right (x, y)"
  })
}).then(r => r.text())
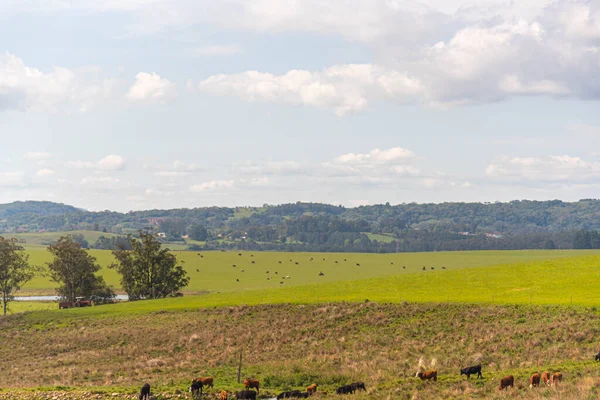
top-left (139, 383), bottom-right (151, 400)
top-left (306, 383), bottom-right (318, 394)
top-left (236, 390), bottom-right (257, 400)
top-left (541, 371), bottom-right (551, 386)
top-left (243, 379), bottom-right (260, 393)
top-left (189, 380), bottom-right (203, 397)
top-left (220, 390), bottom-right (229, 400)
top-left (529, 373), bottom-right (540, 388)
top-left (416, 370), bottom-right (437, 382)
top-left (551, 372), bottom-right (562, 385)
top-left (350, 382), bottom-right (366, 391)
top-left (498, 375), bottom-right (514, 390)
top-left (192, 377), bottom-right (214, 388)
top-left (460, 364), bottom-right (483, 379)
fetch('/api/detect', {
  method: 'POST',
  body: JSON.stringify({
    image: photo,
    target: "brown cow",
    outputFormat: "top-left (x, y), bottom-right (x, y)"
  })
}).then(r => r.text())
top-left (498, 375), bottom-right (514, 390)
top-left (306, 384), bottom-right (318, 394)
top-left (244, 379), bottom-right (260, 393)
top-left (192, 377), bottom-right (214, 388)
top-left (551, 372), bottom-right (562, 385)
top-left (529, 373), bottom-right (540, 388)
top-left (220, 390), bottom-right (228, 400)
top-left (541, 371), bottom-right (551, 386)
top-left (416, 370), bottom-right (437, 381)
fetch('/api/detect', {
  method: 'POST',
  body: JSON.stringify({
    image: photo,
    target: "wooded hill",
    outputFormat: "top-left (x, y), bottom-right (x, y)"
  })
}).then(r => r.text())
top-left (2, 200), bottom-right (600, 252)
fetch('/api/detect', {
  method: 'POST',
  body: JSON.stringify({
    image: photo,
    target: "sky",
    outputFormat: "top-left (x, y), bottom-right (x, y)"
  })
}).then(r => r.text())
top-left (1, 0), bottom-right (600, 212)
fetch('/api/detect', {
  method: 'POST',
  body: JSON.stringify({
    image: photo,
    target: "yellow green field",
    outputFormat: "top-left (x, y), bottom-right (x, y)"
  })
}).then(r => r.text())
top-left (17, 248), bottom-right (598, 297)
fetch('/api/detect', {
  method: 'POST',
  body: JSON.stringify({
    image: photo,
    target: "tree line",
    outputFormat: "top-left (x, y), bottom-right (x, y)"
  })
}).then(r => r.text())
top-left (0, 232), bottom-right (189, 315)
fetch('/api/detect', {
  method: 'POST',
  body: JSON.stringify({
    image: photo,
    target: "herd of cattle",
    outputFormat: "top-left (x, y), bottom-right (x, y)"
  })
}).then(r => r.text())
top-left (416, 364), bottom-right (565, 390)
top-left (135, 355), bottom-right (600, 400)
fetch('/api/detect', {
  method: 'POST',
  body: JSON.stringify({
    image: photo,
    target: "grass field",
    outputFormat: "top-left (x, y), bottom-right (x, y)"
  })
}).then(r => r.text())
top-left (6, 230), bottom-right (119, 246)
top-left (17, 248), bottom-right (598, 296)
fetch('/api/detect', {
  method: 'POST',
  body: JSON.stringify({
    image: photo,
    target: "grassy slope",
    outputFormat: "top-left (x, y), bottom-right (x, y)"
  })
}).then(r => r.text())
top-left (18, 248), bottom-right (597, 296)
top-left (6, 230), bottom-right (118, 246)
top-left (2, 303), bottom-right (600, 399)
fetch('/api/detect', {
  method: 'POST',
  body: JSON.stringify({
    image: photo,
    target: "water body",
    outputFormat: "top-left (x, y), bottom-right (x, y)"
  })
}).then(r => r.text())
top-left (15, 295), bottom-right (129, 301)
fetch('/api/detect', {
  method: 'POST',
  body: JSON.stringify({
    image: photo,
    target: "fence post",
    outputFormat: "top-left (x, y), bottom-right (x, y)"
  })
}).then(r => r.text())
top-left (237, 351), bottom-right (243, 383)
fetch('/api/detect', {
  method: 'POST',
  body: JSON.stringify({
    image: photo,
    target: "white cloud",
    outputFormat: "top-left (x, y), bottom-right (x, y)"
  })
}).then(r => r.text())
top-left (190, 180), bottom-right (234, 192)
top-left (233, 160), bottom-right (303, 175)
top-left (126, 72), bottom-right (176, 103)
top-left (187, 44), bottom-right (242, 57)
top-left (67, 155), bottom-right (125, 171)
top-left (24, 152), bottom-right (51, 160)
top-left (334, 147), bottom-right (415, 165)
top-left (80, 176), bottom-right (121, 185)
top-left (98, 155), bottom-right (126, 170)
top-left (36, 168), bottom-right (56, 177)
top-left (486, 155), bottom-right (600, 182)
top-left (0, 53), bottom-right (115, 113)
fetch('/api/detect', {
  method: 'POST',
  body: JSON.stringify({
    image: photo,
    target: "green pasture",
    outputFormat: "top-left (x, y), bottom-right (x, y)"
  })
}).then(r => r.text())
top-left (21, 253), bottom-right (600, 321)
top-left (16, 247), bottom-right (596, 296)
top-left (6, 230), bottom-right (118, 246)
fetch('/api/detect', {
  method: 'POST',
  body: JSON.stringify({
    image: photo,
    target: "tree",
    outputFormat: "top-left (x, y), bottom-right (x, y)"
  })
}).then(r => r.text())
top-left (47, 236), bottom-right (114, 302)
top-left (188, 224), bottom-right (208, 241)
top-left (0, 237), bottom-right (34, 315)
top-left (111, 231), bottom-right (189, 300)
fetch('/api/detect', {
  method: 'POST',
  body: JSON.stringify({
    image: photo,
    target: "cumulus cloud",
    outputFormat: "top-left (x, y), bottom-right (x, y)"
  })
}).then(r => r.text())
top-left (190, 180), bottom-right (234, 192)
top-left (67, 155), bottom-right (125, 170)
top-left (80, 176), bottom-right (121, 185)
top-left (233, 160), bottom-right (303, 175)
top-left (36, 168), bottom-right (56, 177)
top-left (98, 155), bottom-right (126, 170)
top-left (486, 155), bottom-right (600, 182)
top-left (0, 53), bottom-right (115, 113)
top-left (126, 72), bottom-right (176, 103)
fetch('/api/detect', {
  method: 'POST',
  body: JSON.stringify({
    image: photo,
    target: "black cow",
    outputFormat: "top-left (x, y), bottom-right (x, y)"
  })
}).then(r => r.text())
top-left (236, 390), bottom-right (257, 400)
top-left (595, 352), bottom-right (600, 361)
top-left (460, 364), bottom-right (483, 379)
top-left (277, 391), bottom-right (309, 399)
top-left (350, 382), bottom-right (366, 391)
top-left (189, 380), bottom-right (203, 397)
top-left (336, 385), bottom-right (354, 395)
top-left (139, 383), bottom-right (151, 400)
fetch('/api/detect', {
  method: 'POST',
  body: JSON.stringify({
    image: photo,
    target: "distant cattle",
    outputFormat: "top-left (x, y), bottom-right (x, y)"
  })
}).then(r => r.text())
top-left (551, 372), bottom-right (562, 385)
top-left (190, 377), bottom-right (213, 396)
top-left (350, 382), bottom-right (366, 391)
top-left (422, 267), bottom-right (426, 271)
top-left (595, 352), bottom-right (600, 361)
top-left (336, 385), bottom-right (354, 395)
top-left (277, 391), bottom-right (308, 399)
top-left (241, 269), bottom-right (245, 272)
top-left (243, 379), bottom-right (260, 393)
top-left (266, 271), bottom-right (270, 274)
top-left (356, 263), bottom-right (360, 266)
top-left (391, 262), bottom-right (394, 265)
top-left (232, 265), bottom-right (237, 267)
top-left (236, 279), bottom-right (239, 282)
top-left (319, 272), bottom-right (324, 276)
top-left (275, 272), bottom-right (278, 275)
top-left (416, 370), bottom-right (437, 381)
top-left (322, 258), bottom-right (325, 261)
top-left (306, 383), bottom-right (318, 393)
top-left (251, 261), bottom-right (255, 264)
top-left (196, 269), bottom-right (200, 272)
top-left (402, 266), bottom-right (406, 269)
top-left (529, 373), bottom-right (540, 388)
top-left (442, 266), bottom-right (446, 269)
top-left (460, 364), bottom-right (483, 379)
top-left (310, 258), bottom-right (314, 261)
top-left (498, 375), bottom-right (514, 390)
top-left (267, 277), bottom-right (271, 280)
top-left (335, 261), bottom-right (338, 263)
top-left (250, 255), bottom-right (254, 257)
top-left (430, 267), bottom-right (435, 270)
top-left (192, 377), bottom-right (214, 388)
top-left (344, 259), bottom-right (347, 261)
top-left (279, 261), bottom-right (282, 264)
top-left (295, 262), bottom-right (299, 265)
top-left (139, 383), bottom-right (150, 400)
top-left (541, 371), bottom-right (551, 386)
top-left (238, 253), bottom-right (242, 256)
top-left (236, 390), bottom-right (257, 400)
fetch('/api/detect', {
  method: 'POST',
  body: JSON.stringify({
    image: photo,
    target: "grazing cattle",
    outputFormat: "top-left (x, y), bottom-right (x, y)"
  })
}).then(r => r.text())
top-left (350, 382), bottom-right (366, 391)
top-left (236, 390), bottom-right (257, 400)
top-left (251, 261), bottom-right (255, 264)
top-left (285, 275), bottom-right (290, 279)
top-left (335, 261), bottom-right (338, 263)
top-left (356, 263), bottom-right (360, 266)
top-left (336, 385), bottom-right (354, 395)
top-left (442, 267), bottom-right (446, 269)
top-left (498, 375), bottom-right (514, 390)
top-left (238, 253), bottom-right (242, 256)
top-left (416, 370), bottom-right (437, 381)
top-left (595, 352), bottom-right (600, 361)
top-left (460, 364), bottom-right (483, 379)
top-left (310, 258), bottom-right (314, 261)
top-left (551, 372), bottom-right (562, 385)
top-left (233, 265), bottom-right (237, 268)
top-left (220, 390), bottom-right (229, 400)
top-left (266, 271), bottom-right (270, 274)
top-left (431, 267), bottom-right (435, 270)
top-left (250, 255), bottom-right (254, 257)
top-left (391, 262), bottom-right (394, 265)
top-left (196, 269), bottom-right (200, 272)
top-left (243, 379), bottom-right (260, 393)
top-left (139, 383), bottom-right (151, 400)
top-left (306, 383), bottom-right (318, 393)
top-left (236, 279), bottom-right (239, 282)
top-left (322, 258), bottom-right (325, 261)
top-left (295, 262), bottom-right (299, 265)
top-left (422, 266), bottom-right (426, 271)
top-left (344, 259), bottom-right (347, 261)
top-left (277, 391), bottom-right (300, 399)
top-left (280, 281), bottom-right (284, 284)
top-left (241, 269), bottom-right (245, 272)
top-left (529, 373), bottom-right (540, 388)
top-left (541, 371), bottom-right (551, 386)
top-left (189, 380), bottom-right (203, 397)
top-left (267, 277), bottom-right (271, 280)
top-left (275, 272), bottom-right (278, 275)
top-left (319, 272), bottom-right (324, 276)
top-left (402, 266), bottom-right (406, 269)
top-left (279, 261), bottom-right (282, 264)
top-left (192, 377), bottom-right (214, 388)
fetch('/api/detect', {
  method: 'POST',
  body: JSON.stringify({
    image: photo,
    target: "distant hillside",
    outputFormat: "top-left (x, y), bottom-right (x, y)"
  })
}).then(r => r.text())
top-left (2, 199), bottom-right (600, 252)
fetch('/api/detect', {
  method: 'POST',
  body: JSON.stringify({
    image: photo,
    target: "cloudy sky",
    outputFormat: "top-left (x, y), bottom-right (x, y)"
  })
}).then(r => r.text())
top-left (1, 0), bottom-right (600, 211)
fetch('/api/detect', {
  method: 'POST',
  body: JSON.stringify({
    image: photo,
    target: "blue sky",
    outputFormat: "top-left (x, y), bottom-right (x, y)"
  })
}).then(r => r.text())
top-left (0, 0), bottom-right (599, 211)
